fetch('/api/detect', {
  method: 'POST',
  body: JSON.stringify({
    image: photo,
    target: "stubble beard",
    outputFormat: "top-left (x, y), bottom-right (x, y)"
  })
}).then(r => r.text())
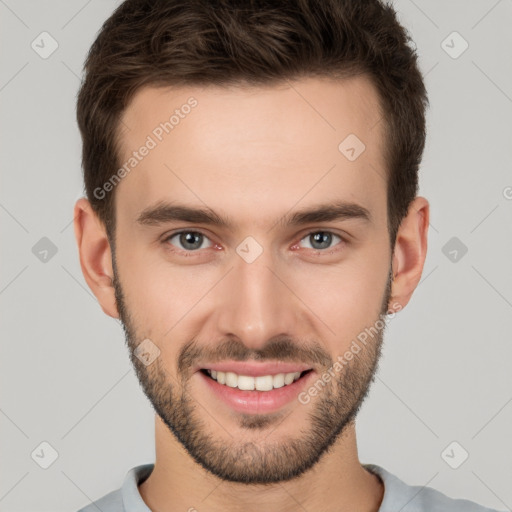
top-left (112, 256), bottom-right (392, 484)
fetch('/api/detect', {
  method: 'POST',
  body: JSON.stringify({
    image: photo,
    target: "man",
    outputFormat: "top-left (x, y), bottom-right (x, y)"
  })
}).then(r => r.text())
top-left (73, 0), bottom-right (502, 511)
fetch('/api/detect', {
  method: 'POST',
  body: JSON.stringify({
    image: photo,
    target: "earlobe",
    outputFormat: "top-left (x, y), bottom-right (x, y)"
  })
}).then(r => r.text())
top-left (388, 196), bottom-right (430, 312)
top-left (73, 198), bottom-right (120, 319)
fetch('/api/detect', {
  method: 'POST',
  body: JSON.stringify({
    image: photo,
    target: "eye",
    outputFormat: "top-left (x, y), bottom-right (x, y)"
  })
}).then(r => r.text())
top-left (298, 231), bottom-right (343, 251)
top-left (164, 231), bottom-right (213, 252)
top-left (162, 229), bottom-right (345, 257)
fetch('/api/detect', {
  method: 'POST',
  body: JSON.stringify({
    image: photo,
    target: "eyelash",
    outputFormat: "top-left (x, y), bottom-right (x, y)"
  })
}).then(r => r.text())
top-left (161, 229), bottom-right (346, 257)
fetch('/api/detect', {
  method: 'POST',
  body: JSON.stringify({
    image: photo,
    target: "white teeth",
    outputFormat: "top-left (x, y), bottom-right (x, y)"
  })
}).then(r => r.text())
top-left (206, 370), bottom-right (304, 391)
top-left (284, 372), bottom-right (295, 385)
top-left (273, 373), bottom-right (285, 388)
top-left (237, 375), bottom-right (255, 390)
top-left (255, 375), bottom-right (273, 391)
top-left (225, 372), bottom-right (238, 388)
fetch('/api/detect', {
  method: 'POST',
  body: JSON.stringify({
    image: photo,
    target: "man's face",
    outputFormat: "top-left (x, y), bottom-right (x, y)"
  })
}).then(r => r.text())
top-left (111, 76), bottom-right (393, 484)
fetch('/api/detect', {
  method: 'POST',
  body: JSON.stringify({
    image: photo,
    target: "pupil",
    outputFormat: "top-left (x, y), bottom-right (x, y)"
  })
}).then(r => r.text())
top-left (181, 232), bottom-right (202, 250)
top-left (312, 232), bottom-right (331, 249)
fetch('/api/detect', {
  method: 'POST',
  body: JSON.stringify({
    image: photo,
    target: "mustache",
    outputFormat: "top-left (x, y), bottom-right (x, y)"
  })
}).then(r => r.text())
top-left (178, 335), bottom-right (332, 375)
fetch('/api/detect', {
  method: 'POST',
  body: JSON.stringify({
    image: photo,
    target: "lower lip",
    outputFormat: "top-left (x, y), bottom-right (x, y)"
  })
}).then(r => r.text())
top-left (198, 370), bottom-right (315, 414)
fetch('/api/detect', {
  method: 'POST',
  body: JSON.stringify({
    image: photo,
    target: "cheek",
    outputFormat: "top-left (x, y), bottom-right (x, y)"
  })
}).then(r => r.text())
top-left (125, 269), bottom-right (200, 328)
top-left (290, 250), bottom-right (390, 345)
top-left (116, 248), bottom-right (217, 365)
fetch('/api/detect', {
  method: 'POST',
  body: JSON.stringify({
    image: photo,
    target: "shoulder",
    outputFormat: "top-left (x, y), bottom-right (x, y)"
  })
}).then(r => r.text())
top-left (75, 463), bottom-right (154, 512)
top-left (76, 488), bottom-right (123, 512)
top-left (363, 463), bottom-right (505, 512)
top-left (406, 484), bottom-right (503, 512)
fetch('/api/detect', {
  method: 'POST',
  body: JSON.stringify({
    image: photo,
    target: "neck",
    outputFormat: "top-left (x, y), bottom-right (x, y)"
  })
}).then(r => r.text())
top-left (138, 415), bottom-right (384, 512)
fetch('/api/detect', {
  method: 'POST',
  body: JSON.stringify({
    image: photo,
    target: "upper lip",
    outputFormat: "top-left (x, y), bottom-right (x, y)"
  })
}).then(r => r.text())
top-left (195, 361), bottom-right (313, 377)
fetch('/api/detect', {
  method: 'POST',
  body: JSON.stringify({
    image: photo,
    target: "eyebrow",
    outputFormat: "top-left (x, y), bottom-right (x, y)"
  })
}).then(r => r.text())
top-left (136, 200), bottom-right (372, 229)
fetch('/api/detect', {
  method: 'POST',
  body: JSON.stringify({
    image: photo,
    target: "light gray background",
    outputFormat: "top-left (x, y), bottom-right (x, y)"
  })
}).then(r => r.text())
top-left (1, 1), bottom-right (511, 511)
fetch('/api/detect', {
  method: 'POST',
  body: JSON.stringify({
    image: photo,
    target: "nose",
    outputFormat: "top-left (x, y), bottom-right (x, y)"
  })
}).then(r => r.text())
top-left (215, 247), bottom-right (301, 351)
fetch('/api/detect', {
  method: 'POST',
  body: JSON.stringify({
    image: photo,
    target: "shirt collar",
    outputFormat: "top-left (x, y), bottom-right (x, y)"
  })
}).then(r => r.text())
top-left (122, 463), bottom-right (154, 511)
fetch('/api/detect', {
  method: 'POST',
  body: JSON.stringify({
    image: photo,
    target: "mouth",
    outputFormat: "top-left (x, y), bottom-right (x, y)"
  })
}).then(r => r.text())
top-left (196, 365), bottom-right (316, 414)
top-left (199, 368), bottom-right (314, 391)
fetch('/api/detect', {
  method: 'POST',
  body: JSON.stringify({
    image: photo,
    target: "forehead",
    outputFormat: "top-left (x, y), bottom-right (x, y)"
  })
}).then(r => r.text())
top-left (115, 76), bottom-right (387, 231)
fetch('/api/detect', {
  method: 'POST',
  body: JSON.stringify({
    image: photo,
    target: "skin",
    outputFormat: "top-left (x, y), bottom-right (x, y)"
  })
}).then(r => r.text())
top-left (74, 75), bottom-right (429, 512)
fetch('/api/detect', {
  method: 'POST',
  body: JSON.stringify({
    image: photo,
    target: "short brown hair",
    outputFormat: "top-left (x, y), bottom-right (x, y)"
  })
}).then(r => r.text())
top-left (76, 0), bottom-right (428, 250)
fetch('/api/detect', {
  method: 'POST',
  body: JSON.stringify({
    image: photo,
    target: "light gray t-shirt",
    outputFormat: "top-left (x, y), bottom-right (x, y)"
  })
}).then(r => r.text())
top-left (77, 463), bottom-right (504, 512)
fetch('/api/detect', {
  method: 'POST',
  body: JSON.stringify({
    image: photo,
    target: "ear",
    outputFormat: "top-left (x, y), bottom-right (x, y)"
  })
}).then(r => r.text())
top-left (73, 198), bottom-right (119, 319)
top-left (388, 196), bottom-right (429, 313)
